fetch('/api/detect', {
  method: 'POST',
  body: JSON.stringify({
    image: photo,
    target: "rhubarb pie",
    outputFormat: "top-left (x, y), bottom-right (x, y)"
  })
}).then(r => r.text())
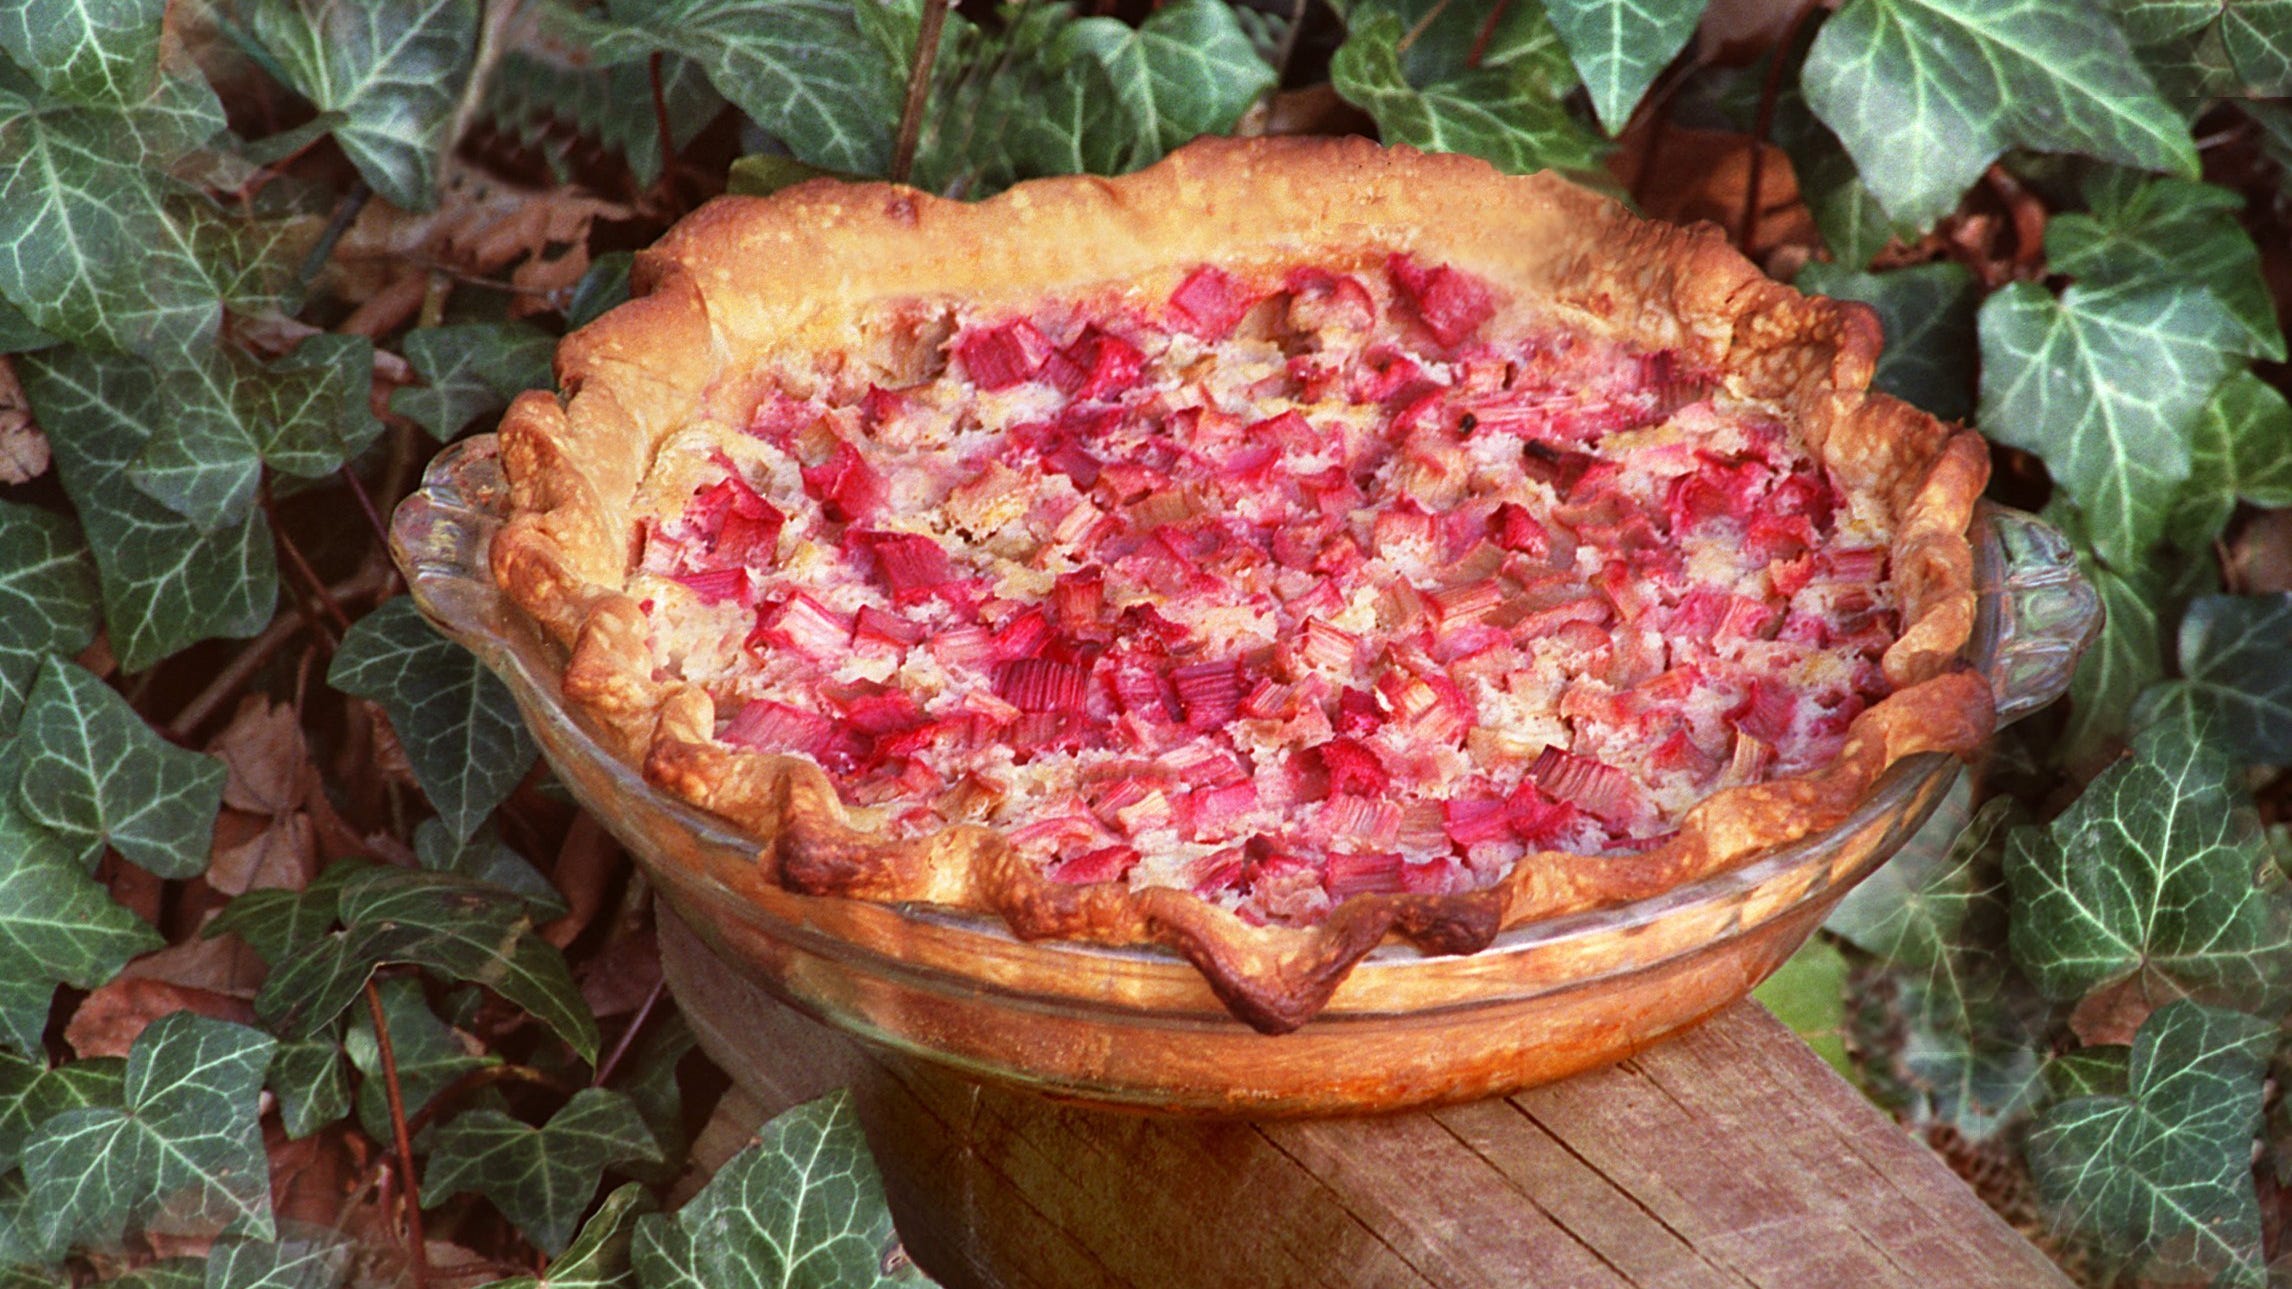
top-left (493, 138), bottom-right (1992, 1032)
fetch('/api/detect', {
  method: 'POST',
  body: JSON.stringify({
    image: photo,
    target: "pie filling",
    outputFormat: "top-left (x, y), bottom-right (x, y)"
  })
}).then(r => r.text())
top-left (630, 254), bottom-right (1899, 927)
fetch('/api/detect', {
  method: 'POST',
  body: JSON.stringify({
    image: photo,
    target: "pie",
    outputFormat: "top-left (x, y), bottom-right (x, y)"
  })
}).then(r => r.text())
top-left (492, 137), bottom-right (1993, 1033)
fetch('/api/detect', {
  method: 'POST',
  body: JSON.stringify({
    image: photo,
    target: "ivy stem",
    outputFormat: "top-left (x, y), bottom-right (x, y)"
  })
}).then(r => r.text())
top-left (891, 0), bottom-right (951, 185)
top-left (366, 977), bottom-right (433, 1289)
top-left (1740, 0), bottom-right (1825, 252)
top-left (404, 1063), bottom-right (576, 1140)
top-left (297, 183), bottom-right (371, 290)
top-left (1464, 0), bottom-right (1511, 68)
top-left (648, 51), bottom-right (677, 184)
top-left (593, 975), bottom-right (669, 1088)
top-left (339, 465), bottom-right (392, 550)
top-left (164, 566), bottom-right (391, 738)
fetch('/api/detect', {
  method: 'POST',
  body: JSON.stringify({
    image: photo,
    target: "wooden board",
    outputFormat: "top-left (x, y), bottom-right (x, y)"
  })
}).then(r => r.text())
top-left (661, 908), bottom-right (2071, 1289)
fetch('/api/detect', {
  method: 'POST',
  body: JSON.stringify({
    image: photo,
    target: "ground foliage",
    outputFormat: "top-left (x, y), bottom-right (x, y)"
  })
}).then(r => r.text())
top-left (0, 0), bottom-right (2288, 1285)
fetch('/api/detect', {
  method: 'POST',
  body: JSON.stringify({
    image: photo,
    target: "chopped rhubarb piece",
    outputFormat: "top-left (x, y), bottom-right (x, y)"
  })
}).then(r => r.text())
top-left (671, 566), bottom-right (751, 605)
top-left (1716, 594), bottom-right (1780, 641)
top-left (1489, 502), bottom-right (1550, 557)
top-left (992, 607), bottom-right (1055, 661)
top-left (925, 624), bottom-right (999, 668)
top-left (1443, 796), bottom-right (1513, 846)
top-left (1313, 737), bottom-right (1390, 797)
top-left (1172, 659), bottom-right (1242, 729)
top-left (1323, 851), bottom-right (1407, 899)
top-left (1103, 659), bottom-right (1177, 721)
top-left (837, 687), bottom-right (924, 735)
top-left (1504, 778), bottom-right (1584, 846)
top-left (1744, 511), bottom-right (1816, 562)
top-left (720, 700), bottom-right (832, 754)
top-left (1012, 711), bottom-right (1094, 752)
top-left (956, 319), bottom-right (1052, 390)
top-left (1168, 265), bottom-right (1261, 339)
top-left (996, 657), bottom-right (1091, 713)
top-left (744, 389), bottom-right (819, 441)
top-left (800, 439), bottom-right (885, 523)
top-left (1313, 795), bottom-right (1402, 848)
top-left (1388, 253), bottom-right (1498, 347)
top-left (1048, 327), bottom-right (1146, 400)
top-left (1186, 847), bottom-right (1248, 895)
top-left (683, 472), bottom-right (785, 568)
top-left (1530, 747), bottom-right (1639, 826)
top-left (1298, 618), bottom-right (1360, 673)
top-left (1431, 579), bottom-right (1503, 626)
top-left (1054, 844), bottom-right (1138, 885)
top-left (1179, 780), bottom-right (1259, 839)
top-left (1728, 677), bottom-right (1798, 744)
top-left (1336, 686), bottom-right (1385, 736)
top-left (746, 593), bottom-right (850, 658)
top-left (853, 605), bottom-right (925, 649)
top-left (857, 385), bottom-right (910, 428)
top-left (852, 530), bottom-right (956, 606)
top-left (1664, 455), bottom-right (1768, 531)
top-left (1284, 266), bottom-right (1377, 334)
top-left (1822, 546), bottom-right (1888, 583)
top-left (1648, 728), bottom-right (1721, 780)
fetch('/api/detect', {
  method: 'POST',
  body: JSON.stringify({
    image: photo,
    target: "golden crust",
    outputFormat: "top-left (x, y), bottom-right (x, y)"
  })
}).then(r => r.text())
top-left (496, 136), bottom-right (1993, 1034)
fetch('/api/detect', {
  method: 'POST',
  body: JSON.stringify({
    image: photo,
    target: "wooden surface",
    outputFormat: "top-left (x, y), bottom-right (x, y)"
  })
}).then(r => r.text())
top-left (661, 908), bottom-right (2071, 1289)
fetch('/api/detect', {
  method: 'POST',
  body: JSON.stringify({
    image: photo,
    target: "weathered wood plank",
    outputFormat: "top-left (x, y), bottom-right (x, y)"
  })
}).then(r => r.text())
top-left (661, 909), bottom-right (2070, 1289)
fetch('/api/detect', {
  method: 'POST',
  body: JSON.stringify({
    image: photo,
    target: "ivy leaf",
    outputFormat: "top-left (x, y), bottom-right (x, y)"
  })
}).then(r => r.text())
top-left (93, 1258), bottom-right (201, 1289)
top-left (483, 50), bottom-right (722, 191)
top-left (2048, 172), bottom-right (2284, 362)
top-left (0, 1051), bottom-right (123, 1171)
top-left (483, 1182), bottom-right (655, 1289)
top-left (2168, 370), bottom-right (2292, 552)
top-left (2028, 999), bottom-right (2271, 1285)
top-left (343, 976), bottom-right (494, 1143)
top-left (0, 0), bottom-right (164, 108)
top-left (0, 500), bottom-right (100, 736)
top-left (328, 598), bottom-right (537, 841)
top-left (1802, 0), bottom-right (2195, 230)
top-left (255, 866), bottom-right (597, 1063)
top-left (2134, 594), bottom-right (2292, 767)
top-left (0, 786), bottom-right (161, 1053)
top-left (632, 1090), bottom-right (932, 1289)
top-left (2116, 0), bottom-right (2292, 99)
top-left (414, 819), bottom-right (566, 919)
top-left (558, 1), bottom-right (901, 177)
top-left (1542, 0), bottom-right (1707, 133)
top-left (19, 345), bottom-right (276, 670)
top-left (424, 1089), bottom-right (661, 1256)
top-left (240, 0), bottom-right (478, 211)
top-left (1977, 280), bottom-right (2238, 568)
top-left (202, 1229), bottom-right (351, 1289)
top-left (1055, 0), bottom-right (1275, 167)
top-left (1829, 794), bottom-right (2013, 981)
top-left (1330, 10), bottom-right (1602, 176)
top-left (0, 293), bottom-right (58, 353)
top-left (564, 254), bottom-right (632, 332)
top-left (203, 860), bottom-right (368, 967)
top-left (2064, 545), bottom-right (2164, 768)
top-left (389, 322), bottom-right (554, 442)
top-left (2048, 1047), bottom-right (2132, 1100)
top-left (1794, 260), bottom-right (1978, 422)
top-left (21, 1012), bottom-right (275, 1248)
top-left (264, 1034), bottom-right (347, 1141)
top-left (607, 1015), bottom-right (694, 1189)
top-left (2005, 719), bottom-right (2292, 1007)
top-left (11, 657), bottom-right (224, 876)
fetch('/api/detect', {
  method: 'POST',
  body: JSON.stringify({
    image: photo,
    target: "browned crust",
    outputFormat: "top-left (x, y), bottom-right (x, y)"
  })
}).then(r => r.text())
top-left (494, 136), bottom-right (1993, 1034)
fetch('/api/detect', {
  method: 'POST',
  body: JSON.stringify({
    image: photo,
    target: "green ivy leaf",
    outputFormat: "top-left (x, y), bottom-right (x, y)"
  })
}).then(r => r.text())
top-left (0, 784), bottom-right (160, 1052)
top-left (0, 1052), bottom-right (123, 1171)
top-left (1055, 0), bottom-right (1275, 168)
top-left (2116, 0), bottom-right (2292, 99)
top-left (203, 860), bottom-right (368, 967)
top-left (1977, 280), bottom-right (2238, 568)
top-left (2065, 546), bottom-right (2164, 768)
top-left (265, 1033), bottom-right (347, 1141)
top-left (343, 976), bottom-right (494, 1144)
top-left (606, 1015), bottom-right (693, 1189)
top-left (21, 1012), bottom-right (275, 1248)
top-left (2134, 594), bottom-right (2292, 767)
top-left (255, 866), bottom-right (597, 1063)
top-left (414, 819), bottom-right (566, 919)
top-left (328, 599), bottom-right (537, 841)
top-left (0, 0), bottom-right (164, 108)
top-left (93, 1257), bottom-right (201, 1289)
top-left (1542, 0), bottom-right (1707, 133)
top-left (482, 1181), bottom-right (655, 1289)
top-left (0, 500), bottom-right (100, 736)
top-left (0, 62), bottom-right (225, 360)
top-left (424, 1089), bottom-right (661, 1256)
top-left (564, 254), bottom-right (632, 332)
top-left (1331, 10), bottom-right (1602, 176)
top-left (1802, 0), bottom-right (2195, 231)
top-left (202, 1229), bottom-right (351, 1289)
top-left (2049, 173), bottom-right (2284, 362)
top-left (1794, 260), bottom-right (1977, 422)
top-left (632, 1090), bottom-right (932, 1289)
top-left (483, 50), bottom-right (722, 191)
top-left (20, 346), bottom-right (276, 670)
top-left (241, 0), bottom-right (478, 211)
top-left (0, 293), bottom-right (59, 353)
top-left (389, 322), bottom-right (554, 443)
top-left (2047, 1046), bottom-right (2132, 1100)
top-left (558, 1), bottom-right (901, 177)
top-left (2005, 719), bottom-right (2292, 1006)
top-left (2028, 999), bottom-right (2271, 1285)
top-left (1829, 793), bottom-right (2012, 982)
top-left (2168, 371), bottom-right (2292, 552)
top-left (11, 657), bottom-right (223, 875)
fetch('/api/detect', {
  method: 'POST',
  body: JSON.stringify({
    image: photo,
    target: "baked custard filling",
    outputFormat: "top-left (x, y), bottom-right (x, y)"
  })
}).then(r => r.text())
top-left (626, 254), bottom-right (1899, 928)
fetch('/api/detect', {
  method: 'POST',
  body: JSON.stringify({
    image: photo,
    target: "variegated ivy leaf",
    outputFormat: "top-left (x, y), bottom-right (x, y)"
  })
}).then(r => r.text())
top-left (2028, 1000), bottom-right (2272, 1286)
top-left (0, 1050), bottom-right (123, 1171)
top-left (2134, 594), bottom-right (2292, 767)
top-left (1802, 0), bottom-right (2195, 231)
top-left (2168, 370), bottom-right (2292, 552)
top-left (12, 656), bottom-right (224, 876)
top-left (484, 1182), bottom-right (655, 1289)
top-left (0, 781), bottom-right (159, 1053)
top-left (1977, 280), bottom-right (2239, 569)
top-left (1542, 0), bottom-right (1708, 134)
top-left (632, 1090), bottom-right (932, 1289)
top-left (1330, 9), bottom-right (1602, 177)
top-left (344, 976), bottom-right (494, 1144)
top-left (424, 1089), bottom-right (661, 1255)
top-left (254, 865), bottom-right (597, 1063)
top-left (0, 500), bottom-right (100, 736)
top-left (2005, 719), bottom-right (2292, 1007)
top-left (22, 1012), bottom-right (275, 1248)
top-left (203, 1229), bottom-right (352, 1289)
top-left (2115, 0), bottom-right (2292, 99)
top-left (1055, 0), bottom-right (1276, 168)
top-left (241, 0), bottom-right (478, 211)
top-left (555, 0), bottom-right (902, 178)
top-left (390, 322), bottom-right (554, 442)
top-left (328, 598), bottom-right (537, 840)
top-left (0, 62), bottom-right (225, 359)
top-left (2049, 171), bottom-right (2284, 362)
top-left (0, 0), bottom-right (164, 108)
top-left (1794, 260), bottom-right (1978, 422)
top-left (20, 345), bottom-right (276, 670)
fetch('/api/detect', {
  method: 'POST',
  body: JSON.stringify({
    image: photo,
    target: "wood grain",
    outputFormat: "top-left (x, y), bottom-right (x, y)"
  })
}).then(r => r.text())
top-left (661, 908), bottom-right (2070, 1289)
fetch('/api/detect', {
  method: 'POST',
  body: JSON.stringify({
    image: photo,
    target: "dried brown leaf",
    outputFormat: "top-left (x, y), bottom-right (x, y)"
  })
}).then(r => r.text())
top-left (120, 931), bottom-right (268, 999)
top-left (66, 976), bottom-right (259, 1058)
top-left (335, 160), bottom-right (629, 314)
top-left (208, 806), bottom-right (317, 895)
top-left (542, 811), bottom-right (621, 948)
top-left (577, 927), bottom-right (661, 1020)
top-left (0, 357), bottom-right (48, 485)
top-left (2066, 975), bottom-right (2155, 1047)
top-left (211, 696), bottom-right (311, 816)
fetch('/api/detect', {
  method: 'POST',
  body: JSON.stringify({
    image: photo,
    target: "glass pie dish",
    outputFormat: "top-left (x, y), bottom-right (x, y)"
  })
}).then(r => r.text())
top-left (394, 434), bottom-right (2095, 1116)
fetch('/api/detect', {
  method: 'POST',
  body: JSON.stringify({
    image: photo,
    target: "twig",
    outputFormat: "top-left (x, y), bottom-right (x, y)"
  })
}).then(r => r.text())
top-left (164, 566), bottom-right (393, 738)
top-left (1271, 0), bottom-right (1310, 84)
top-left (297, 183), bottom-right (372, 289)
top-left (648, 52), bottom-right (677, 182)
top-left (339, 465), bottom-right (393, 549)
top-left (1464, 0), bottom-right (1511, 69)
top-left (593, 976), bottom-right (669, 1088)
top-left (261, 486), bottom-right (354, 635)
top-left (1394, 0), bottom-right (1455, 56)
top-left (891, 0), bottom-right (951, 185)
top-left (366, 979), bottom-right (432, 1289)
top-left (1741, 0), bottom-right (1825, 252)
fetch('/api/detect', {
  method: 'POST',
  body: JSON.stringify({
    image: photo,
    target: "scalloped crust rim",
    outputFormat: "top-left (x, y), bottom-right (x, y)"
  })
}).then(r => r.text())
top-left (492, 137), bottom-right (1993, 1035)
